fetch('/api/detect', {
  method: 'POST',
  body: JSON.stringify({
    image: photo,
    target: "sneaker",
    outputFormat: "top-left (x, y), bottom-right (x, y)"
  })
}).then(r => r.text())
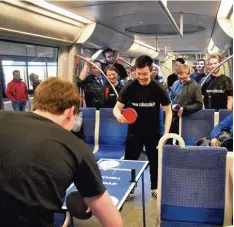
top-left (126, 189), bottom-right (135, 201)
top-left (151, 189), bottom-right (157, 198)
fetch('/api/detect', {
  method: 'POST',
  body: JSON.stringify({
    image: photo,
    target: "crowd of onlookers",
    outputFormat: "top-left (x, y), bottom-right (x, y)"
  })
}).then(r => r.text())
top-left (6, 49), bottom-right (232, 114)
top-left (0, 51), bottom-right (232, 227)
top-left (77, 49), bottom-right (232, 113)
top-left (3, 49), bottom-right (233, 148)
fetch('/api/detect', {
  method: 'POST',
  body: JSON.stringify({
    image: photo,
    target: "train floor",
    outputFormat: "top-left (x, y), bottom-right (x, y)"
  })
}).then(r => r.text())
top-left (73, 153), bottom-right (158, 227)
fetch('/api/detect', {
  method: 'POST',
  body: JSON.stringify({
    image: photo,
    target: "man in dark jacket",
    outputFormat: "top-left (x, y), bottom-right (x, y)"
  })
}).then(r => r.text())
top-left (169, 64), bottom-right (203, 142)
top-left (77, 59), bottom-right (107, 109)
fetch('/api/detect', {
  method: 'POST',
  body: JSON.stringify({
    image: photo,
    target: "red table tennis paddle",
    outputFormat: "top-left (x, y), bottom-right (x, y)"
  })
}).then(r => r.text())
top-left (122, 108), bottom-right (137, 124)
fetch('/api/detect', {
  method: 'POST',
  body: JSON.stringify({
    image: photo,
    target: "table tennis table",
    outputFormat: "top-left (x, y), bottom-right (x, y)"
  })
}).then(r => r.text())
top-left (61, 158), bottom-right (149, 227)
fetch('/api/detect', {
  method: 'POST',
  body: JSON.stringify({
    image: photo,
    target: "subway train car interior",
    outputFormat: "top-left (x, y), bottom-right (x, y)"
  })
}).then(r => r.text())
top-left (0, 0), bottom-right (233, 227)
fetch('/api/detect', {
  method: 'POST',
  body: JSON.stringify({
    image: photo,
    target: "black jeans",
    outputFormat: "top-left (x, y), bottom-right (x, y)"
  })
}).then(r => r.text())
top-left (124, 131), bottom-right (160, 190)
top-left (167, 115), bottom-right (179, 145)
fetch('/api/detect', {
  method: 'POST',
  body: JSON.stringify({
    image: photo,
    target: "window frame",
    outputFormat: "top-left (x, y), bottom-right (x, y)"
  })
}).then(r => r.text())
top-left (0, 55), bottom-right (58, 99)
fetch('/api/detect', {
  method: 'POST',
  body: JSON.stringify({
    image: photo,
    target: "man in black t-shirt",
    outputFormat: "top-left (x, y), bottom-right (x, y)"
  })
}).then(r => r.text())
top-left (167, 58), bottom-right (185, 91)
top-left (113, 55), bottom-right (172, 199)
top-left (201, 53), bottom-right (233, 110)
top-left (102, 48), bottom-right (128, 80)
top-left (0, 78), bottom-right (122, 227)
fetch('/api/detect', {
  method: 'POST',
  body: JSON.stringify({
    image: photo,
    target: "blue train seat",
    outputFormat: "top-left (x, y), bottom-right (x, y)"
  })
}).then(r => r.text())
top-left (54, 212), bottom-right (65, 227)
top-left (159, 145), bottom-right (228, 226)
top-left (219, 109), bottom-right (233, 122)
top-left (160, 108), bottom-right (164, 136)
top-left (94, 108), bottom-right (127, 160)
top-left (180, 109), bottom-right (214, 145)
top-left (80, 108), bottom-right (96, 150)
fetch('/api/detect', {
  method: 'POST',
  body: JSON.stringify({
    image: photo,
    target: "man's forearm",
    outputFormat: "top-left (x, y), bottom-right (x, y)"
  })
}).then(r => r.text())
top-left (227, 96), bottom-right (233, 109)
top-left (113, 106), bottom-right (121, 118)
top-left (164, 109), bottom-right (172, 134)
top-left (79, 65), bottom-right (90, 81)
top-left (85, 191), bottom-right (123, 227)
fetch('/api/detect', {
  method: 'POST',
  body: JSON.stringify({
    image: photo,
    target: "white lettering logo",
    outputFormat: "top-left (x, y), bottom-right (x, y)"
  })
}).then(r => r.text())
top-left (103, 182), bottom-right (118, 186)
top-left (206, 89), bottom-right (225, 93)
top-left (102, 176), bottom-right (121, 180)
top-left (131, 102), bottom-right (155, 107)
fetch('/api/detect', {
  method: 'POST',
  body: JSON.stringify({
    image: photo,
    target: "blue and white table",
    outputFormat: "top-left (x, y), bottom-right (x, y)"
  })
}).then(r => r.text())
top-left (61, 158), bottom-right (149, 227)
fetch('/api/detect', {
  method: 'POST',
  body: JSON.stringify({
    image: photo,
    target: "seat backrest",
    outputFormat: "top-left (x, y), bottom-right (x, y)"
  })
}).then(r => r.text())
top-left (219, 109), bottom-right (233, 122)
top-left (99, 108), bottom-right (128, 145)
top-left (80, 108), bottom-right (96, 144)
top-left (181, 109), bottom-right (214, 145)
top-left (161, 145), bottom-right (227, 225)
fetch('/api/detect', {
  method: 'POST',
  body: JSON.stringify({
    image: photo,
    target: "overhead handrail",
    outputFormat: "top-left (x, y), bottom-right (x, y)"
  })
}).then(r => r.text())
top-left (91, 49), bottom-right (104, 61)
top-left (75, 54), bottom-right (119, 97)
top-left (160, 64), bottom-right (172, 74)
top-left (158, 0), bottom-right (183, 38)
top-left (201, 55), bottom-right (233, 88)
top-left (118, 58), bottom-right (133, 68)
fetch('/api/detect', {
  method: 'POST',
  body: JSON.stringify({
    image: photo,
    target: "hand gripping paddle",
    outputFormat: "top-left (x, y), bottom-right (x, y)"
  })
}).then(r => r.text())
top-left (66, 191), bottom-right (92, 220)
top-left (122, 108), bottom-right (137, 124)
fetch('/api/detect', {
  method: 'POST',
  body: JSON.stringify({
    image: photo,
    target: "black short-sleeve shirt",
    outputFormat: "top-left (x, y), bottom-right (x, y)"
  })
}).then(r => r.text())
top-left (118, 79), bottom-right (170, 134)
top-left (202, 74), bottom-right (233, 110)
top-left (0, 111), bottom-right (105, 227)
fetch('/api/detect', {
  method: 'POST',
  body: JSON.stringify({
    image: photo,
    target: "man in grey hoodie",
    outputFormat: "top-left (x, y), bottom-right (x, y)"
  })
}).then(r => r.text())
top-left (169, 64), bottom-right (203, 142)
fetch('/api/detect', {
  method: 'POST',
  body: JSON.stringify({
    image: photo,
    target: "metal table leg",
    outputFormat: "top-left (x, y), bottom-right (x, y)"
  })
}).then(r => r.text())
top-left (141, 172), bottom-right (146, 227)
top-left (62, 212), bottom-right (71, 227)
top-left (70, 215), bottom-right (74, 227)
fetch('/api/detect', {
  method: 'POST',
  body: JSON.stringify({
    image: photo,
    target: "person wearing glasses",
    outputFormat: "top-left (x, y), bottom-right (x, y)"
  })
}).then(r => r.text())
top-left (168, 64), bottom-right (203, 143)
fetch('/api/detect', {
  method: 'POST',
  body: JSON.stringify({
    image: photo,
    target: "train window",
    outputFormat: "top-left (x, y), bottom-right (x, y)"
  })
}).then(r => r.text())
top-left (0, 41), bottom-right (58, 98)
top-left (2, 60), bottom-right (26, 66)
top-left (47, 62), bottom-right (57, 77)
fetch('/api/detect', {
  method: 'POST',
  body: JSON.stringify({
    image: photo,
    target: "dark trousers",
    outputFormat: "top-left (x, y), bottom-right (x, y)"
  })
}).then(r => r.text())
top-left (167, 115), bottom-right (179, 145)
top-left (124, 132), bottom-right (160, 189)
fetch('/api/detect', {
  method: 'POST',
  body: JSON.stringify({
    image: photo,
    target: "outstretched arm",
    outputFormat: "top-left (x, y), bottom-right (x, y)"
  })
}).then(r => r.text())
top-left (161, 104), bottom-right (172, 135)
top-left (113, 101), bottom-right (128, 124)
top-left (84, 191), bottom-right (123, 227)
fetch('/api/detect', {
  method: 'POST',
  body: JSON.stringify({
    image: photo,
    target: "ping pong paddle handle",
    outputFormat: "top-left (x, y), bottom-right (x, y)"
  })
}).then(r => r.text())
top-left (130, 169), bottom-right (136, 183)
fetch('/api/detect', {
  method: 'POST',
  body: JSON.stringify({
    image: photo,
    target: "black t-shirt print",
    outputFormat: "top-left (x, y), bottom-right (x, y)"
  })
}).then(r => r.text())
top-left (202, 74), bottom-right (233, 110)
top-left (0, 111), bottom-right (105, 227)
top-left (118, 79), bottom-right (171, 133)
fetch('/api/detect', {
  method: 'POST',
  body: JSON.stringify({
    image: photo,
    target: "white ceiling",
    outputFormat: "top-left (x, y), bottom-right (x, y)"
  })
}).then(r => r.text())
top-left (50, 1), bottom-right (221, 54)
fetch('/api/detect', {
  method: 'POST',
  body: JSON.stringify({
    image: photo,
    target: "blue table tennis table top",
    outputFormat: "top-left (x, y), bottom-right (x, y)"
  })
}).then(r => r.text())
top-left (62, 158), bottom-right (149, 210)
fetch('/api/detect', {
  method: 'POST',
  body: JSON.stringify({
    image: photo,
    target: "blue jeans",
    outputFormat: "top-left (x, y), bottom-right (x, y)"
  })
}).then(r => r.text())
top-left (12, 101), bottom-right (27, 112)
